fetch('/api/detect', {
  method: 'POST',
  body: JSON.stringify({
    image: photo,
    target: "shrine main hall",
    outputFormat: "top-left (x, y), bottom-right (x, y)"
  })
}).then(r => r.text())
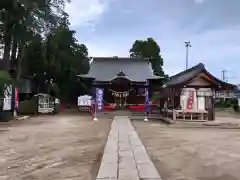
top-left (78, 57), bottom-right (162, 110)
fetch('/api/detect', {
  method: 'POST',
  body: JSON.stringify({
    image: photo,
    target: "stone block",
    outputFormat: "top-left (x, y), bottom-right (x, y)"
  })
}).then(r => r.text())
top-left (101, 151), bottom-right (118, 163)
top-left (97, 162), bottom-right (118, 179)
top-left (104, 141), bottom-right (118, 153)
top-left (119, 162), bottom-right (139, 180)
top-left (133, 147), bottom-right (151, 164)
top-left (137, 163), bottom-right (161, 179)
top-left (129, 135), bottom-right (143, 146)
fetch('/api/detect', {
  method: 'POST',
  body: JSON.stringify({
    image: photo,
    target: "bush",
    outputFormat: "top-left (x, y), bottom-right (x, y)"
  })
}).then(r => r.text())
top-left (18, 98), bottom-right (37, 115)
top-left (232, 99), bottom-right (239, 112)
top-left (0, 70), bottom-right (11, 97)
top-left (54, 103), bottom-right (60, 114)
top-left (0, 111), bottom-right (13, 122)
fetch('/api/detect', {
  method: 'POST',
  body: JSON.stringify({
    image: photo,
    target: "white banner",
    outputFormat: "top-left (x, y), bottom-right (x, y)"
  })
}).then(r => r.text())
top-left (3, 85), bottom-right (12, 110)
top-left (78, 95), bottom-right (92, 106)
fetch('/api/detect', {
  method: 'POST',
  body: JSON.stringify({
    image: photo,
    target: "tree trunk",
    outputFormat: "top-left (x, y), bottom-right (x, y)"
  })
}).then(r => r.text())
top-left (16, 42), bottom-right (25, 83)
top-left (11, 38), bottom-right (18, 62)
top-left (2, 29), bottom-right (12, 70)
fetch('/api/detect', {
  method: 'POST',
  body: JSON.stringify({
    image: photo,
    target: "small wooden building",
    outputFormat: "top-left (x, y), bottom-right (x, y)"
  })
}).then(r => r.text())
top-left (160, 63), bottom-right (236, 121)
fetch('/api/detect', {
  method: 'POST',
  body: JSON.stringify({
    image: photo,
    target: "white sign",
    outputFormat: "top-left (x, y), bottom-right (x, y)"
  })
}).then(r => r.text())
top-left (78, 95), bottom-right (92, 106)
top-left (197, 88), bottom-right (213, 96)
top-left (3, 85), bottom-right (12, 110)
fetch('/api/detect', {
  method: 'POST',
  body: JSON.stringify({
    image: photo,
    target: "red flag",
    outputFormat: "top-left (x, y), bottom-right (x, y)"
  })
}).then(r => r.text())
top-left (15, 88), bottom-right (19, 108)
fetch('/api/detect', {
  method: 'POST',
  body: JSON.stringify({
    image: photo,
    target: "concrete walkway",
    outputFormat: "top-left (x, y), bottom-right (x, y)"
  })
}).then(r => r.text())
top-left (96, 116), bottom-right (161, 180)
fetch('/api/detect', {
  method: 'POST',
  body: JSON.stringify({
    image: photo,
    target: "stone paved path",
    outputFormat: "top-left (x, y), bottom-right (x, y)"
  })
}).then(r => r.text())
top-left (96, 116), bottom-right (161, 180)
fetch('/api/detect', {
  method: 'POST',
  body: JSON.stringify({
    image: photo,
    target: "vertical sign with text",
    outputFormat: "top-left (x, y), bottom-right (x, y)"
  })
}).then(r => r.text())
top-left (96, 88), bottom-right (104, 112)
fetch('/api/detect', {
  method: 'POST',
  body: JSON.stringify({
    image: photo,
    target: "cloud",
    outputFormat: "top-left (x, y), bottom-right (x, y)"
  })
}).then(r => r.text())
top-left (67, 0), bottom-right (240, 83)
top-left (65, 0), bottom-right (112, 27)
top-left (86, 43), bottom-right (119, 57)
top-left (194, 0), bottom-right (204, 4)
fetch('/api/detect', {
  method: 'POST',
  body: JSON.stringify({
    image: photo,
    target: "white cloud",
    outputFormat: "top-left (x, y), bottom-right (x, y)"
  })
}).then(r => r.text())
top-left (87, 44), bottom-right (117, 57)
top-left (65, 0), bottom-right (111, 27)
top-left (194, 0), bottom-right (204, 4)
top-left (85, 42), bottom-right (128, 57)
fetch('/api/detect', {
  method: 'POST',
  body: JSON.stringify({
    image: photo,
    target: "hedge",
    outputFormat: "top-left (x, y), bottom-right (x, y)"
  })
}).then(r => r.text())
top-left (18, 98), bottom-right (37, 115)
top-left (0, 111), bottom-right (13, 122)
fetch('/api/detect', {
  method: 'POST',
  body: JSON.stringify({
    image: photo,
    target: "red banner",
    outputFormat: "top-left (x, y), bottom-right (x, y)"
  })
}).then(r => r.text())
top-left (187, 90), bottom-right (194, 110)
top-left (15, 88), bottom-right (19, 108)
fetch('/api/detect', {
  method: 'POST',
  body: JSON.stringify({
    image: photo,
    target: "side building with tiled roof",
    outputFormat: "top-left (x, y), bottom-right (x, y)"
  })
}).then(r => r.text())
top-left (159, 63), bottom-right (236, 121)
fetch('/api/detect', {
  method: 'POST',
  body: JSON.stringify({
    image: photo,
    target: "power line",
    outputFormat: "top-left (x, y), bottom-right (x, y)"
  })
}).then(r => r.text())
top-left (221, 69), bottom-right (236, 83)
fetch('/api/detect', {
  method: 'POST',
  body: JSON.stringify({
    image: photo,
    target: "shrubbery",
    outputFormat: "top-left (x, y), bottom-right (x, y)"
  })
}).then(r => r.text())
top-left (215, 98), bottom-right (240, 112)
top-left (18, 98), bottom-right (37, 115)
top-left (232, 99), bottom-right (239, 112)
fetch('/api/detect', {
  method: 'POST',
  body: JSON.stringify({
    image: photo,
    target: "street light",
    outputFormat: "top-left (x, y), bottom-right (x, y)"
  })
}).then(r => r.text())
top-left (185, 41), bottom-right (191, 70)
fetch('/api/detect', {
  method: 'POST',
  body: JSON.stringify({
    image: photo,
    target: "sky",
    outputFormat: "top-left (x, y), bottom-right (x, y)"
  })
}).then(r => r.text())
top-left (65, 0), bottom-right (240, 83)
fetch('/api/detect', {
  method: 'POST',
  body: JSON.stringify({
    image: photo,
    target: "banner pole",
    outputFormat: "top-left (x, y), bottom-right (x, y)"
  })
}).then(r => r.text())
top-left (93, 88), bottom-right (98, 121)
top-left (144, 84), bottom-right (149, 122)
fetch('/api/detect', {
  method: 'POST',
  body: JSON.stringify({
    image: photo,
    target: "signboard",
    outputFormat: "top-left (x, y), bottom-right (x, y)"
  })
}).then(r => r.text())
top-left (145, 88), bottom-right (150, 114)
top-left (96, 88), bottom-right (104, 111)
top-left (3, 85), bottom-right (12, 110)
top-left (196, 88), bottom-right (213, 96)
top-left (78, 95), bottom-right (92, 106)
top-left (181, 88), bottom-right (197, 110)
top-left (187, 89), bottom-right (194, 110)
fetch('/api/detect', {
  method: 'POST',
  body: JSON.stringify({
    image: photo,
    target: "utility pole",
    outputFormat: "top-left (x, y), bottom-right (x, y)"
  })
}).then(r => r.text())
top-left (221, 69), bottom-right (227, 82)
top-left (185, 41), bottom-right (191, 70)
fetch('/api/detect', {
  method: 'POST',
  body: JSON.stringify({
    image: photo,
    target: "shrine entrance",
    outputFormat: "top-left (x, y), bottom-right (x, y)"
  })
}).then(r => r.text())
top-left (108, 77), bottom-right (133, 109)
top-left (109, 89), bottom-right (132, 109)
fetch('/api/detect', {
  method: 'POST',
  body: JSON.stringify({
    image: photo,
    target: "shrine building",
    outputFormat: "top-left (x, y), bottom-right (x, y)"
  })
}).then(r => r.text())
top-left (77, 57), bottom-right (163, 111)
top-left (159, 63), bottom-right (236, 120)
top-left (78, 57), bottom-right (236, 121)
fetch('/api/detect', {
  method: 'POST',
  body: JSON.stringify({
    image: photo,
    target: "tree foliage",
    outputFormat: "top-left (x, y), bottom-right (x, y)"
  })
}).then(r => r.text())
top-left (0, 70), bottom-right (11, 96)
top-left (0, 0), bottom-right (90, 103)
top-left (40, 23), bottom-right (89, 100)
top-left (130, 37), bottom-right (165, 76)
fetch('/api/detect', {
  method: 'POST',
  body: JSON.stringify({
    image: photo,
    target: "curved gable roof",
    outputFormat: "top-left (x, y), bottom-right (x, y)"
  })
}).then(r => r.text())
top-left (78, 57), bottom-right (163, 82)
top-left (164, 63), bottom-right (236, 90)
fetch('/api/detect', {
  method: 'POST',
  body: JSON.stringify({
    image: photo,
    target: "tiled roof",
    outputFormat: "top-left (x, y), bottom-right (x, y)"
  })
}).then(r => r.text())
top-left (164, 63), bottom-right (236, 90)
top-left (78, 57), bottom-right (163, 82)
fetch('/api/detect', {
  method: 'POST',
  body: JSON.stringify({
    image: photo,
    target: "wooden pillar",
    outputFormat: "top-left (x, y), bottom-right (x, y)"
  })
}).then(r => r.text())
top-left (206, 96), bottom-right (214, 121)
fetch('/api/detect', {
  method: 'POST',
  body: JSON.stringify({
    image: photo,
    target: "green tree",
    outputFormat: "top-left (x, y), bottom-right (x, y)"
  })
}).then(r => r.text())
top-left (0, 70), bottom-right (11, 96)
top-left (130, 37), bottom-right (165, 76)
top-left (40, 23), bottom-right (89, 101)
top-left (1, 0), bottom-right (90, 104)
top-left (0, 0), bottom-right (69, 71)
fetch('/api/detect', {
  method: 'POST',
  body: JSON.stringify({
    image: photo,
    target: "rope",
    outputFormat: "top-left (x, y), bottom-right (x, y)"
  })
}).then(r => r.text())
top-left (108, 88), bottom-right (133, 94)
top-left (108, 88), bottom-right (134, 98)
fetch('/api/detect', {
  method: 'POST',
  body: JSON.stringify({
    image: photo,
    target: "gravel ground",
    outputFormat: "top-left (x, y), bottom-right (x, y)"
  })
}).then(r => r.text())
top-left (0, 114), bottom-right (112, 180)
top-left (133, 119), bottom-right (240, 180)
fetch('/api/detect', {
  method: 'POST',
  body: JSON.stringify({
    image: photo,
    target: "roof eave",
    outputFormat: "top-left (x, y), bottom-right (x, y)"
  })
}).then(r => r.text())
top-left (76, 74), bottom-right (95, 80)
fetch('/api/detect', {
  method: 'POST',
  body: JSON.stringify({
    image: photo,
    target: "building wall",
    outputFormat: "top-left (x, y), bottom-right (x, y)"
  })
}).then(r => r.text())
top-left (187, 76), bottom-right (212, 86)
